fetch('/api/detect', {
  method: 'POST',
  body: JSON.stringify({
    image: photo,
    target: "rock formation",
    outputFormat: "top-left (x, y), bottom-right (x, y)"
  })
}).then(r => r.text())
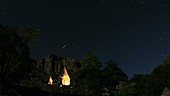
top-left (36, 54), bottom-right (81, 75)
top-left (161, 87), bottom-right (170, 96)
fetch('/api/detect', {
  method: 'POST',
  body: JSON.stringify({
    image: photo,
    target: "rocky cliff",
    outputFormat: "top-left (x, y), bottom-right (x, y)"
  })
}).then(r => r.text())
top-left (36, 54), bottom-right (81, 75)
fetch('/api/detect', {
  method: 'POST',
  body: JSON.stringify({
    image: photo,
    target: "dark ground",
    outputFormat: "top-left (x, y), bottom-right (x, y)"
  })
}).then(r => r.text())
top-left (1, 85), bottom-right (93, 96)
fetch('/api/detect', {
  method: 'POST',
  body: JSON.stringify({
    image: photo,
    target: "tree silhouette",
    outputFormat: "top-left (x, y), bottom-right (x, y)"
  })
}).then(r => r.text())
top-left (73, 52), bottom-right (102, 95)
top-left (102, 59), bottom-right (128, 95)
top-left (0, 24), bottom-right (38, 94)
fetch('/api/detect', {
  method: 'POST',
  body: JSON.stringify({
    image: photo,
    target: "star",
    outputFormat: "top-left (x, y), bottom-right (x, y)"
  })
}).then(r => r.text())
top-left (160, 37), bottom-right (163, 40)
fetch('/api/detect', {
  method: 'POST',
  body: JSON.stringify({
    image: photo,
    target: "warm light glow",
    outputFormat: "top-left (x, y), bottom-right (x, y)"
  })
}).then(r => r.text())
top-left (61, 66), bottom-right (70, 86)
top-left (60, 85), bottom-right (62, 87)
top-left (48, 76), bottom-right (53, 85)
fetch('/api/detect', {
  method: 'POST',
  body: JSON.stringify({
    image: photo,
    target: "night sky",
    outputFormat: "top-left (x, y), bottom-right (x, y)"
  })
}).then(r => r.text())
top-left (0, 0), bottom-right (170, 78)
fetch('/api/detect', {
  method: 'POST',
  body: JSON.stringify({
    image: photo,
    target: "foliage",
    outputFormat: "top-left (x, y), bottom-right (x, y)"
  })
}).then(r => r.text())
top-left (0, 24), bottom-right (38, 94)
top-left (102, 59), bottom-right (128, 95)
top-left (117, 74), bottom-right (152, 96)
top-left (116, 82), bottom-right (137, 96)
top-left (117, 55), bottom-right (170, 96)
top-left (150, 55), bottom-right (170, 96)
top-left (73, 54), bottom-right (129, 96)
top-left (72, 52), bottom-right (102, 95)
top-left (80, 52), bottom-right (102, 68)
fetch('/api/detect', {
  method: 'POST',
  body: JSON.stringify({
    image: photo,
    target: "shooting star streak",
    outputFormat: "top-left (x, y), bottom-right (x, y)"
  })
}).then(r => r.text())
top-left (62, 42), bottom-right (70, 50)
